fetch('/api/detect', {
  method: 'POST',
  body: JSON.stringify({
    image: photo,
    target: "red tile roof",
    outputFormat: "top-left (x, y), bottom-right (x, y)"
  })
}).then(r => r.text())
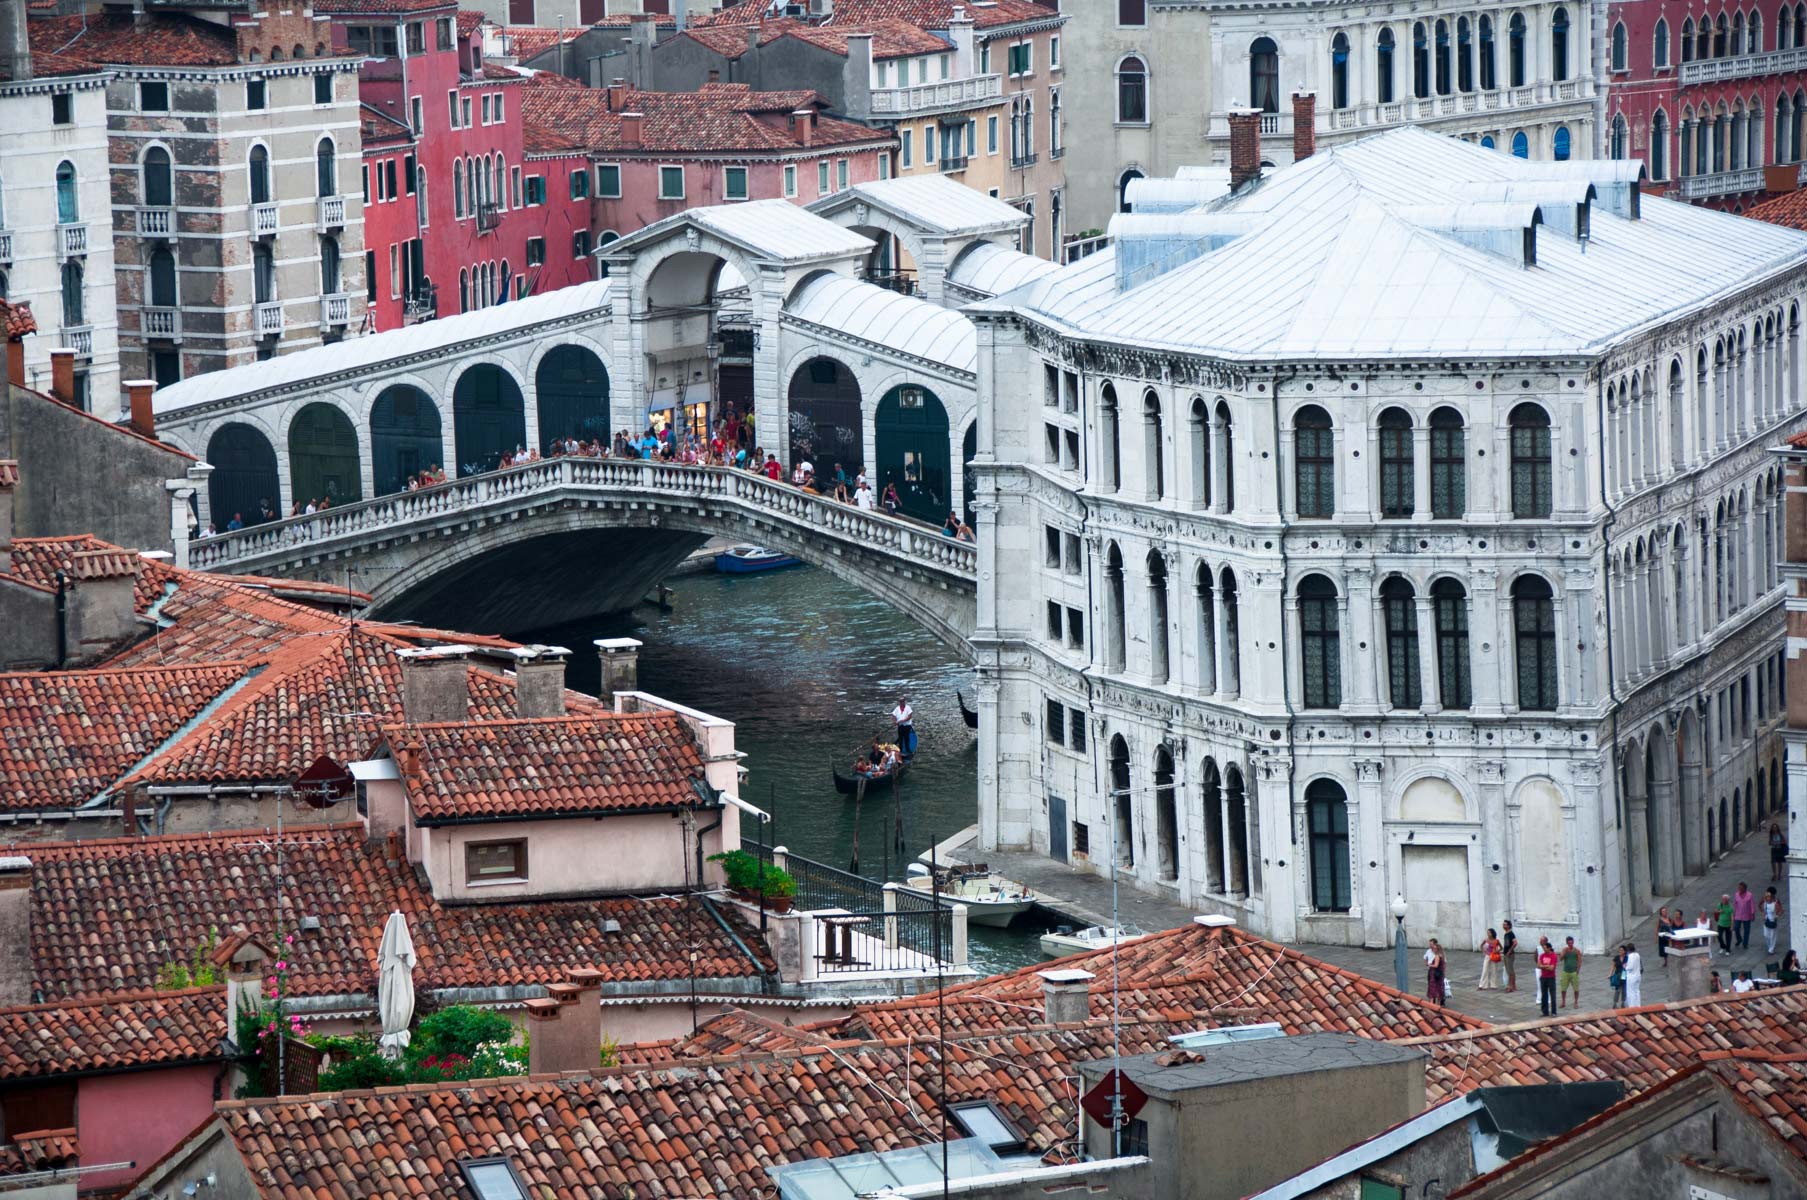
top-left (521, 79), bottom-right (892, 155)
top-left (674, 16), bottom-right (806, 59)
top-left (316, 0), bottom-right (455, 13)
top-left (359, 102), bottom-right (415, 147)
top-left (11, 824), bottom-right (771, 1002)
top-left (29, 13), bottom-right (241, 67)
top-left (0, 988), bottom-right (224, 1081)
top-left (0, 664), bottom-right (247, 813)
top-left (0, 47), bottom-right (98, 80)
top-left (832, 0), bottom-right (1061, 29)
top-left (0, 1128), bottom-right (79, 1175)
top-left (1748, 188), bottom-right (1807, 232)
top-left (457, 9), bottom-right (485, 37)
top-left (0, 300), bottom-right (27, 341)
top-left (69, 548), bottom-right (137, 581)
top-left (499, 24), bottom-right (583, 58)
top-left (387, 713), bottom-right (707, 824)
top-left (788, 17), bottom-right (951, 58)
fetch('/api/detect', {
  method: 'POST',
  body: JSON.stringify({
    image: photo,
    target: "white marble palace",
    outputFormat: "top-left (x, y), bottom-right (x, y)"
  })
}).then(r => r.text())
top-left (968, 127), bottom-right (1807, 954)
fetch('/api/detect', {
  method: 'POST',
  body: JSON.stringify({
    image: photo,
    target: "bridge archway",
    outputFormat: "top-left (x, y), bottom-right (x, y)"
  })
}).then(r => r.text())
top-left (876, 383), bottom-right (951, 523)
top-left (207, 422), bottom-right (280, 528)
top-left (535, 345), bottom-right (610, 452)
top-left (371, 384), bottom-right (444, 495)
top-left (453, 363), bottom-right (527, 475)
top-left (288, 401), bottom-right (363, 508)
top-left (787, 357), bottom-right (864, 485)
top-left (961, 420), bottom-right (977, 527)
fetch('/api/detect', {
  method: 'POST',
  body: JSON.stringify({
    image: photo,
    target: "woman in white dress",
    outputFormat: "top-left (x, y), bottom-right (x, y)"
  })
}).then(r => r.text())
top-left (1622, 944), bottom-right (1643, 1007)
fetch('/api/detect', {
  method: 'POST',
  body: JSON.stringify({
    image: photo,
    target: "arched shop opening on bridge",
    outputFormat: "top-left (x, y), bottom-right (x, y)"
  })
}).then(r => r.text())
top-left (288, 402), bottom-right (363, 508)
top-left (641, 251), bottom-right (742, 442)
top-left (207, 423), bottom-right (280, 528)
top-left (875, 383), bottom-right (950, 523)
top-left (371, 385), bottom-right (444, 496)
top-left (787, 357), bottom-right (864, 486)
top-left (536, 345), bottom-right (611, 454)
top-left (453, 364), bottom-right (527, 475)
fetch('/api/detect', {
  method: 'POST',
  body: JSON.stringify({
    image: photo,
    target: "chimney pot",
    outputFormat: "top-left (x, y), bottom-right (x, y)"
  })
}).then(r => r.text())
top-left (125, 379), bottom-right (158, 438)
top-left (1291, 90), bottom-right (1316, 162)
top-left (511, 644), bottom-right (570, 718)
top-left (793, 107), bottom-right (814, 147)
top-left (398, 644), bottom-right (477, 724)
top-left (1038, 967), bottom-right (1093, 1025)
top-left (621, 111), bottom-right (644, 149)
top-left (48, 349), bottom-right (76, 408)
top-left (0, 857), bottom-right (32, 1007)
top-left (594, 637), bottom-right (642, 706)
top-left (527, 969), bottom-right (604, 1073)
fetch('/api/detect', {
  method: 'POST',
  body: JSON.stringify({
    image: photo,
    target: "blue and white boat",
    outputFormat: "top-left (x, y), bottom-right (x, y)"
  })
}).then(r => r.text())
top-left (714, 544), bottom-right (801, 574)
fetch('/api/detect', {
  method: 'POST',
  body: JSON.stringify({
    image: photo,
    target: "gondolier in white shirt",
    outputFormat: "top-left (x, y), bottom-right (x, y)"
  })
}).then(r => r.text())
top-left (891, 697), bottom-right (916, 758)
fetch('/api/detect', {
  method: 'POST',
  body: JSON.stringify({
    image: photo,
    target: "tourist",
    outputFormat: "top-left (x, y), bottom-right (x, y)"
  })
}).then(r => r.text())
top-left (1622, 943), bottom-right (1643, 1006)
top-left (1780, 950), bottom-right (1802, 986)
top-left (854, 480), bottom-right (875, 511)
top-left (1733, 971), bottom-right (1755, 994)
top-left (942, 511), bottom-right (960, 538)
top-left (1710, 969), bottom-right (1724, 993)
top-left (882, 481), bottom-right (901, 516)
top-left (1697, 909), bottom-right (1716, 958)
top-left (1558, 936), bottom-right (1581, 1010)
top-left (1536, 937), bottom-right (1559, 1016)
top-left (1763, 887), bottom-right (1784, 956)
top-left (227, 513), bottom-right (244, 531)
top-left (1772, 822), bottom-right (1789, 883)
top-left (1716, 894), bottom-right (1735, 954)
top-left (1655, 906), bottom-right (1671, 967)
top-left (763, 454), bottom-right (782, 481)
top-left (1478, 928), bottom-right (1502, 991)
top-left (1501, 920), bottom-right (1518, 993)
top-left (891, 696), bottom-right (916, 758)
top-left (258, 498), bottom-right (275, 523)
top-left (1734, 882), bottom-right (1756, 950)
top-left (956, 520), bottom-right (974, 542)
top-left (833, 480), bottom-right (850, 504)
top-left (1425, 938), bottom-right (1447, 1007)
top-left (1608, 946), bottom-right (1626, 1007)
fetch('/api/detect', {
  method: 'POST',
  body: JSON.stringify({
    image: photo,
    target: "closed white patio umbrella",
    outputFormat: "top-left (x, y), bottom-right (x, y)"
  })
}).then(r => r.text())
top-left (377, 910), bottom-right (417, 1058)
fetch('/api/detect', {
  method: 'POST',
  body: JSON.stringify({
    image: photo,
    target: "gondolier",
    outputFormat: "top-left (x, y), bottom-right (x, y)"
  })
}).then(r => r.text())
top-left (892, 697), bottom-right (916, 757)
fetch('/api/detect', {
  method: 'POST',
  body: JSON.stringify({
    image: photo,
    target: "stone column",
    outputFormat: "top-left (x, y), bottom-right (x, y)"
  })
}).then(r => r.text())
top-left (1570, 758), bottom-right (1608, 952)
top-left (1565, 568), bottom-right (1598, 707)
top-left (1353, 759), bottom-right (1385, 945)
top-left (1345, 567), bottom-right (1379, 711)
top-left (1469, 567), bottom-right (1503, 714)
top-left (1787, 732), bottom-right (1807, 959)
top-left (1477, 759), bottom-right (1510, 931)
top-left (1210, 414), bottom-right (1231, 514)
top-left (1415, 594), bottom-right (1441, 712)
top-left (1649, 773), bottom-right (1682, 896)
top-left (976, 674), bottom-right (1002, 852)
top-left (1625, 762), bottom-right (1653, 916)
top-left (1411, 425), bottom-right (1432, 521)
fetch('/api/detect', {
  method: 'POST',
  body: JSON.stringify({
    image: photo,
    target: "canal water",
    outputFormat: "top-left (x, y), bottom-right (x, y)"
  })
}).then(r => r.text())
top-left (520, 564), bottom-right (1049, 975)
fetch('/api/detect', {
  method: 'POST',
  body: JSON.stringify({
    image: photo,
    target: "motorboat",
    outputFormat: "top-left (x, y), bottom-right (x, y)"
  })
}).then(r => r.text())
top-left (903, 862), bottom-right (1035, 927)
top-left (714, 544), bottom-right (801, 574)
top-left (1038, 924), bottom-right (1148, 959)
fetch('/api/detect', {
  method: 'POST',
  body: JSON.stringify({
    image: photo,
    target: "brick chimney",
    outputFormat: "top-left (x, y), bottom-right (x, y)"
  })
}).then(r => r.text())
top-left (398, 644), bottom-right (476, 723)
top-left (621, 111), bottom-right (644, 149)
top-left (526, 967), bottom-right (604, 1073)
top-left (792, 108), bottom-right (814, 147)
top-left (48, 349), bottom-right (76, 408)
top-left (607, 78), bottom-right (626, 111)
top-left (125, 379), bottom-right (157, 438)
top-left (511, 644), bottom-right (570, 718)
top-left (1291, 89), bottom-right (1316, 161)
top-left (1227, 107), bottom-right (1262, 191)
top-left (0, 856), bottom-right (32, 1006)
top-left (1038, 967), bottom-right (1093, 1025)
top-left (0, 0), bottom-right (30, 85)
top-left (594, 637), bottom-right (642, 706)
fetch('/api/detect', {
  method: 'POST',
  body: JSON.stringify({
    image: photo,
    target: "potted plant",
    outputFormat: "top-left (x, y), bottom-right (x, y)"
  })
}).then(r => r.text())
top-left (708, 850), bottom-right (798, 913)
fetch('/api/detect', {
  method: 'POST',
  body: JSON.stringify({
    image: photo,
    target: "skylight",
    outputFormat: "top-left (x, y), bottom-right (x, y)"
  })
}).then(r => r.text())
top-left (949, 1101), bottom-right (1025, 1154)
top-left (457, 1158), bottom-right (528, 1200)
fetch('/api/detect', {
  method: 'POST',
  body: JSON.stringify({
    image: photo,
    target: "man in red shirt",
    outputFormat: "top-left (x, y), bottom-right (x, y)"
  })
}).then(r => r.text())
top-left (1536, 937), bottom-right (1560, 1017)
top-left (763, 454), bottom-right (782, 480)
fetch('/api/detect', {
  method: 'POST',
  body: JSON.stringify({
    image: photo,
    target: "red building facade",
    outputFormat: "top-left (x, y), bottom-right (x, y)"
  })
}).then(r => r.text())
top-left (1606, 0), bottom-right (1807, 210)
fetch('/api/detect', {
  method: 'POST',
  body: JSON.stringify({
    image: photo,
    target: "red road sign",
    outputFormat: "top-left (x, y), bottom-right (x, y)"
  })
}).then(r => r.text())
top-left (1080, 1069), bottom-right (1149, 1129)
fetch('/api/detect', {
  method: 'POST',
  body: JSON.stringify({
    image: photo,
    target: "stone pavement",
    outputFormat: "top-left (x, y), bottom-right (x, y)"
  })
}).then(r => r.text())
top-left (944, 825), bottom-right (1792, 1024)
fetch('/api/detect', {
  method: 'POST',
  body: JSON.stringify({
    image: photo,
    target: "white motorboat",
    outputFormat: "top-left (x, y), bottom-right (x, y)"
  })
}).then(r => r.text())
top-left (1038, 924), bottom-right (1148, 959)
top-left (904, 862), bottom-right (1035, 927)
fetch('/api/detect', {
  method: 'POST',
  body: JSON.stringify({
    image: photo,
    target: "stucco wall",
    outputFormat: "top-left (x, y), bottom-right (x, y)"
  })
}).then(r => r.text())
top-left (78, 1064), bottom-right (222, 1193)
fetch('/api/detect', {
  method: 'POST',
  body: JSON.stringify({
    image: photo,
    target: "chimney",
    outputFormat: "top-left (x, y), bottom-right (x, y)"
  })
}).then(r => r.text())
top-left (594, 637), bottom-right (642, 706)
top-left (792, 107), bottom-right (814, 147)
top-left (607, 78), bottom-right (626, 111)
top-left (0, 460), bottom-right (15, 577)
top-left (946, 10), bottom-right (973, 77)
top-left (0, 857), bottom-right (31, 1006)
top-left (397, 644), bottom-right (476, 724)
top-left (1291, 89), bottom-right (1315, 161)
top-left (5, 339), bottom-right (21, 388)
top-left (1038, 968), bottom-right (1093, 1025)
top-left (621, 111), bottom-right (644, 149)
top-left (363, 740), bottom-right (413, 849)
top-left (0, 0), bottom-right (30, 85)
top-left (211, 932), bottom-right (273, 1046)
top-left (125, 379), bottom-right (157, 438)
top-left (526, 967), bottom-right (604, 1073)
top-left (745, 24), bottom-right (759, 56)
top-left (67, 549), bottom-right (139, 657)
top-left (511, 644), bottom-right (570, 718)
top-left (672, 0), bottom-right (687, 32)
top-left (1227, 107), bottom-right (1262, 191)
top-left (842, 33), bottom-right (872, 116)
top-left (48, 349), bottom-right (76, 408)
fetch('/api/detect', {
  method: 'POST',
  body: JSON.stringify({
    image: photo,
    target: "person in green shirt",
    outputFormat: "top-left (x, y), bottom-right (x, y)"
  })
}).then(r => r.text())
top-left (1716, 894), bottom-right (1735, 955)
top-left (1558, 936), bottom-right (1582, 1009)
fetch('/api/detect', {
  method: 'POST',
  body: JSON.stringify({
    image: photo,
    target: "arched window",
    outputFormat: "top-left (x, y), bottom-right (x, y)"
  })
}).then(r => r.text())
top-left (1611, 21), bottom-right (1628, 70)
top-left (1377, 407), bottom-right (1413, 518)
top-left (1652, 110), bottom-right (1669, 179)
top-left (1331, 32), bottom-right (1350, 110)
top-left (1431, 578), bottom-right (1471, 708)
top-left (1108, 735), bottom-right (1133, 866)
top-left (1200, 758), bottom-right (1224, 892)
top-left (1188, 396), bottom-right (1211, 506)
top-left (1481, 134), bottom-right (1496, 149)
top-left (1551, 6), bottom-right (1571, 79)
top-left (1509, 14), bottom-right (1527, 86)
top-left (1215, 400), bottom-right (1235, 512)
top-left (1105, 542), bottom-right (1126, 672)
top-left (458, 268), bottom-right (469, 314)
top-left (1101, 382), bottom-right (1121, 491)
top-left (143, 147), bottom-right (173, 208)
top-left (1147, 550), bottom-right (1170, 683)
top-left (60, 258), bottom-right (83, 327)
top-left (1142, 389), bottom-right (1164, 500)
top-left (1220, 567), bottom-right (1241, 693)
top-left (1512, 129), bottom-right (1529, 158)
top-left (55, 160), bottom-right (78, 224)
top-left (1512, 575), bottom-right (1558, 710)
top-left (1434, 19), bottom-right (1451, 94)
top-left (1781, 9), bottom-right (1792, 49)
top-left (316, 138), bottom-right (336, 197)
top-left (253, 243), bottom-right (274, 305)
top-left (1117, 168), bottom-right (1143, 214)
top-left (1117, 56), bottom-right (1148, 123)
top-left (1428, 407), bottom-right (1466, 517)
top-left (1753, 11), bottom-right (1764, 49)
top-left (145, 248), bottom-right (175, 310)
top-left (1153, 746), bottom-right (1177, 881)
top-left (1380, 576), bottom-right (1421, 709)
top-left (1655, 17), bottom-right (1670, 65)
top-left (1669, 359), bottom-right (1686, 471)
top-left (1413, 21), bottom-right (1431, 98)
top-left (1554, 125), bottom-right (1572, 160)
top-left (1305, 779), bottom-right (1351, 912)
top-left (453, 158), bottom-right (464, 217)
top-left (1458, 17), bottom-right (1474, 91)
top-left (1716, 13), bottom-right (1729, 57)
top-left (1509, 403), bottom-right (1553, 518)
top-left (1479, 16), bottom-right (1495, 88)
top-left (1682, 17), bottom-right (1696, 61)
top-left (249, 146), bottom-right (270, 206)
top-left (1195, 563), bottom-right (1217, 693)
top-left (1798, 2), bottom-right (1806, 50)
top-left (1734, 11), bottom-right (1747, 54)
top-left (1294, 405), bottom-right (1334, 518)
top-left (1250, 37), bottom-right (1279, 112)
top-left (320, 235), bottom-right (341, 294)
top-left (1298, 574), bottom-right (1341, 709)
top-left (1377, 28), bottom-right (1396, 103)
top-left (1610, 113), bottom-right (1628, 159)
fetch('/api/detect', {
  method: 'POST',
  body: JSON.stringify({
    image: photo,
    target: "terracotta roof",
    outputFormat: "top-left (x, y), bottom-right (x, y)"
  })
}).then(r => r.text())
top-left (499, 25), bottom-right (582, 58)
top-left (673, 16), bottom-right (806, 59)
top-left (387, 713), bottom-right (707, 824)
top-left (521, 80), bottom-right (891, 154)
top-left (359, 102), bottom-right (415, 147)
top-left (317, 0), bottom-right (455, 12)
top-left (29, 13), bottom-right (240, 67)
top-left (0, 47), bottom-right (99, 80)
top-left (0, 988), bottom-right (224, 1081)
top-left (11, 824), bottom-right (772, 1002)
top-left (832, 0), bottom-right (1061, 29)
top-left (792, 18), bottom-right (951, 58)
top-left (1748, 188), bottom-right (1807, 232)
top-left (589, 10), bottom-right (677, 26)
top-left (0, 664), bottom-right (247, 813)
top-left (457, 8), bottom-right (484, 37)
top-left (0, 1128), bottom-right (79, 1175)
top-left (0, 462), bottom-right (16, 489)
top-left (0, 300), bottom-right (27, 341)
top-left (69, 548), bottom-right (137, 581)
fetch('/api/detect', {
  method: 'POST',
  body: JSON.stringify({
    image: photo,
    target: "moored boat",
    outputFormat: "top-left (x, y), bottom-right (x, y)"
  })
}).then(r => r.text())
top-left (956, 691), bottom-right (978, 730)
top-left (714, 544), bottom-right (801, 574)
top-left (902, 862), bottom-right (1035, 927)
top-left (1038, 924), bottom-right (1148, 958)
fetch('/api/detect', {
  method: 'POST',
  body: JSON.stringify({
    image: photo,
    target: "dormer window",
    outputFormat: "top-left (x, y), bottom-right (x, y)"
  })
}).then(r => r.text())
top-left (466, 839), bottom-right (527, 885)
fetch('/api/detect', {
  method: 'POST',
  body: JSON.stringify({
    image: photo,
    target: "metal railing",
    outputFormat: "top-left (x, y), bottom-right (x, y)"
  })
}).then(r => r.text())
top-left (1680, 44), bottom-right (1807, 84)
top-left (56, 223), bottom-right (87, 259)
top-left (1063, 232), bottom-right (1110, 263)
top-left (0, 229), bottom-right (10, 262)
top-left (319, 293), bottom-right (351, 326)
top-left (138, 208), bottom-right (174, 237)
top-left (254, 300), bottom-right (284, 337)
top-left (62, 326), bottom-right (92, 357)
top-left (1010, 153), bottom-right (1038, 169)
top-left (869, 72), bottom-right (1001, 115)
top-left (142, 307), bottom-right (180, 339)
top-left (403, 284), bottom-right (437, 324)
top-left (317, 195), bottom-right (346, 230)
top-left (940, 154), bottom-right (970, 173)
top-left (251, 202), bottom-right (279, 237)
top-left (1679, 166), bottom-right (1765, 199)
top-left (747, 838), bottom-right (888, 912)
top-left (866, 271), bottom-right (917, 296)
top-left (477, 202), bottom-right (500, 232)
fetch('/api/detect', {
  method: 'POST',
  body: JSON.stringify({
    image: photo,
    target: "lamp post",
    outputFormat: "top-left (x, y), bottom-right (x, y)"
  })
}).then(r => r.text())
top-left (1391, 894), bottom-right (1409, 993)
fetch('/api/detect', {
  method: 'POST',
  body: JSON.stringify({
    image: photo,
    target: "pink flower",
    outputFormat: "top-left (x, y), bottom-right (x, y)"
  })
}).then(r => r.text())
top-left (274, 961), bottom-right (288, 972)
top-left (284, 935), bottom-right (296, 946)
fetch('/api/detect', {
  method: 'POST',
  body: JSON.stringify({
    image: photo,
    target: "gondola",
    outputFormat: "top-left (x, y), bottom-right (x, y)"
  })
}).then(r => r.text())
top-left (956, 691), bottom-right (978, 730)
top-left (832, 734), bottom-right (915, 795)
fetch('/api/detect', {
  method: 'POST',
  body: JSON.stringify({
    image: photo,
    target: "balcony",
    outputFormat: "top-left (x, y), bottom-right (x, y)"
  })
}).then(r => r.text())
top-left (319, 293), bottom-right (351, 327)
top-left (56, 223), bottom-right (87, 260)
top-left (476, 202), bottom-right (500, 233)
top-left (142, 307), bottom-right (181, 341)
top-left (403, 284), bottom-right (437, 325)
top-left (1680, 44), bottom-right (1807, 85)
top-left (1284, 81), bottom-right (1596, 144)
top-left (317, 195), bottom-right (345, 231)
top-left (62, 326), bottom-right (92, 357)
top-left (137, 207), bottom-right (175, 238)
top-left (869, 72), bottom-right (1002, 116)
top-left (1678, 166), bottom-right (1766, 199)
top-left (254, 301), bottom-right (284, 338)
top-left (939, 154), bottom-right (970, 173)
top-left (250, 202), bottom-right (279, 238)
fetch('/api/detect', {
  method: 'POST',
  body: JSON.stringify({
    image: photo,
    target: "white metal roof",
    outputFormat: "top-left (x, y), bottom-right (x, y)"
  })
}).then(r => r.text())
top-left (811, 175), bottom-right (1029, 237)
top-left (152, 279), bottom-right (614, 415)
top-left (1004, 127), bottom-right (1807, 362)
top-left (658, 198), bottom-right (875, 264)
top-left (946, 242), bottom-right (1060, 298)
top-left (786, 273), bottom-right (977, 374)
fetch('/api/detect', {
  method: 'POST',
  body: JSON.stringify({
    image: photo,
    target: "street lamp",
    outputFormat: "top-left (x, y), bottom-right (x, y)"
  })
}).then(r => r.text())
top-left (1391, 895), bottom-right (1409, 993)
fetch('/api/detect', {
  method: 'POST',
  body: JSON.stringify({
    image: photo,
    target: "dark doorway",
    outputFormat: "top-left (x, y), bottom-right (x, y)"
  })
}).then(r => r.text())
top-left (786, 357), bottom-right (863, 485)
top-left (535, 345), bottom-right (610, 452)
top-left (452, 363), bottom-right (526, 475)
top-left (207, 422), bottom-right (280, 527)
top-left (961, 421), bottom-right (977, 527)
top-left (371, 385), bottom-right (442, 494)
top-left (288, 402), bottom-right (362, 506)
top-left (876, 383), bottom-right (950, 523)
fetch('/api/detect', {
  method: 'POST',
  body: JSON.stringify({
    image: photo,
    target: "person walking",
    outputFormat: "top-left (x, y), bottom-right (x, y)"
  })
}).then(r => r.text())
top-left (1656, 906), bottom-right (1671, 968)
top-left (1772, 822), bottom-right (1789, 884)
top-left (1536, 937), bottom-right (1559, 1017)
top-left (1762, 887), bottom-right (1784, 956)
top-left (1734, 883), bottom-right (1756, 950)
top-left (1478, 928), bottom-right (1503, 990)
top-left (1608, 946), bottom-right (1626, 1008)
top-left (1623, 943), bottom-right (1643, 1006)
top-left (1558, 936), bottom-right (1582, 1010)
top-left (1426, 938), bottom-right (1448, 1007)
top-left (1716, 894), bottom-right (1735, 955)
top-left (1501, 920), bottom-right (1519, 993)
